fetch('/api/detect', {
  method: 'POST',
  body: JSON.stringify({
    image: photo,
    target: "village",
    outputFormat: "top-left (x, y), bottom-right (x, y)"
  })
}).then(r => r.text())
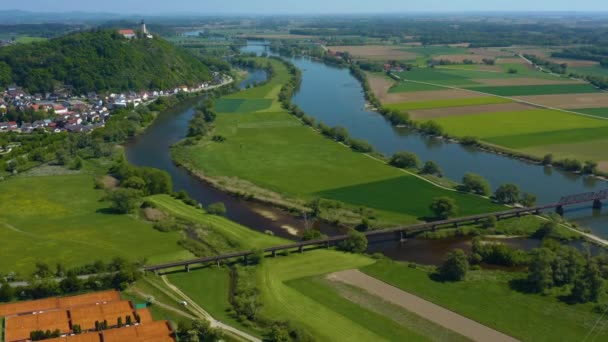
top-left (0, 71), bottom-right (232, 134)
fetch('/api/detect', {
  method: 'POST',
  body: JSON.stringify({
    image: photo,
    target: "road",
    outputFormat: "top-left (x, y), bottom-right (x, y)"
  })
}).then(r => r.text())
top-left (329, 270), bottom-right (520, 342)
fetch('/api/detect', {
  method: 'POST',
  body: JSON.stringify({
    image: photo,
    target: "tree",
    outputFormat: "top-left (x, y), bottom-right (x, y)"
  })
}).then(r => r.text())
top-left (59, 274), bottom-right (82, 293)
top-left (389, 151), bottom-right (420, 169)
top-left (421, 161), bottom-right (442, 177)
top-left (572, 261), bottom-right (604, 303)
top-left (268, 324), bottom-right (290, 342)
top-left (0, 279), bottom-right (15, 302)
top-left (534, 220), bottom-right (559, 240)
top-left (482, 215), bottom-right (497, 228)
top-left (301, 229), bottom-right (327, 241)
top-left (494, 183), bottom-right (520, 204)
top-left (248, 249), bottom-right (265, 265)
top-left (68, 156), bottom-right (83, 170)
top-left (520, 193), bottom-right (537, 207)
top-left (419, 120), bottom-right (444, 136)
top-left (207, 202), bottom-right (227, 216)
top-left (330, 126), bottom-right (350, 142)
top-left (583, 160), bottom-right (598, 174)
top-left (462, 173), bottom-right (490, 196)
top-left (542, 153), bottom-right (553, 165)
top-left (527, 248), bottom-right (557, 292)
top-left (438, 249), bottom-right (469, 281)
top-left (338, 229), bottom-right (368, 253)
top-left (429, 197), bottom-right (458, 219)
top-left (104, 188), bottom-right (142, 214)
top-left (122, 176), bottom-right (146, 190)
top-left (117, 317), bottom-right (123, 328)
top-left (34, 262), bottom-right (53, 278)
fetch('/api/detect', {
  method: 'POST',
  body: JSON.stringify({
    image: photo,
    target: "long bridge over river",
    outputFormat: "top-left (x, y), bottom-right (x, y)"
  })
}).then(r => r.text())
top-left (144, 190), bottom-right (608, 273)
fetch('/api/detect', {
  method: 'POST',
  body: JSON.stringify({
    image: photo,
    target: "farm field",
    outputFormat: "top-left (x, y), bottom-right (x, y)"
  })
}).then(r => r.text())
top-left (173, 58), bottom-right (503, 225)
top-left (0, 174), bottom-right (194, 274)
top-left (464, 83), bottom-right (601, 96)
top-left (362, 261), bottom-right (608, 342)
top-left (328, 45), bottom-right (419, 60)
top-left (571, 107), bottom-right (608, 118)
top-left (368, 45), bottom-right (608, 169)
top-left (570, 65), bottom-right (608, 78)
top-left (385, 96), bottom-right (511, 111)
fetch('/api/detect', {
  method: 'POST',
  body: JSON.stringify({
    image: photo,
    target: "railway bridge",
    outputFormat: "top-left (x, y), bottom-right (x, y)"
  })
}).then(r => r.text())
top-left (144, 190), bottom-right (608, 273)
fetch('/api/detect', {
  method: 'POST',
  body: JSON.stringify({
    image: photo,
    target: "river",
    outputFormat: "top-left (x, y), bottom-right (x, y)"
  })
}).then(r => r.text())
top-left (125, 41), bottom-right (606, 266)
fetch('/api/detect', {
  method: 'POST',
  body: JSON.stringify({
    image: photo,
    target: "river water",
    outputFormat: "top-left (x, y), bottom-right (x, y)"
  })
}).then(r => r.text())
top-left (125, 41), bottom-right (606, 265)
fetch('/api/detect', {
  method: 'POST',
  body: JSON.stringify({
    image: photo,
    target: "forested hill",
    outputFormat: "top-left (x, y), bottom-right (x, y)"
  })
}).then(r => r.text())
top-left (0, 30), bottom-right (212, 94)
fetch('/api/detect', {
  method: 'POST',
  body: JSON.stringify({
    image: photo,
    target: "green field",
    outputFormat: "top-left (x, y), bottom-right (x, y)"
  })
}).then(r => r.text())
top-left (572, 107), bottom-right (608, 119)
top-left (388, 81), bottom-right (444, 93)
top-left (215, 98), bottom-right (273, 112)
top-left (570, 65), bottom-right (608, 78)
top-left (428, 109), bottom-right (608, 147)
top-left (0, 174), bottom-right (194, 274)
top-left (465, 83), bottom-right (600, 96)
top-left (362, 261), bottom-right (608, 342)
top-left (400, 46), bottom-right (469, 56)
top-left (385, 96), bottom-right (511, 111)
top-left (174, 58), bottom-right (503, 224)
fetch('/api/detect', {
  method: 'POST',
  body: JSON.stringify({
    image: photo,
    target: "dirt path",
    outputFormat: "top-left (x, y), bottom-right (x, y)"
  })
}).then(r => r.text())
top-left (328, 270), bottom-right (519, 342)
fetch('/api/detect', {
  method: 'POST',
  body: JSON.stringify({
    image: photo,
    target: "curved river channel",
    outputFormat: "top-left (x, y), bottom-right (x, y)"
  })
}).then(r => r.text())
top-left (126, 41), bottom-right (607, 265)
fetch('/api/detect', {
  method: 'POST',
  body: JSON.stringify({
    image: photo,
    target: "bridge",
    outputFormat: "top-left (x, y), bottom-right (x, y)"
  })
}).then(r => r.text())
top-left (144, 190), bottom-right (608, 273)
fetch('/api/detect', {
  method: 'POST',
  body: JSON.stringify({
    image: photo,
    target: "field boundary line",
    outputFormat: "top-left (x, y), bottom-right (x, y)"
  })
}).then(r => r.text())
top-left (160, 275), bottom-right (262, 342)
top-left (397, 78), bottom-right (608, 122)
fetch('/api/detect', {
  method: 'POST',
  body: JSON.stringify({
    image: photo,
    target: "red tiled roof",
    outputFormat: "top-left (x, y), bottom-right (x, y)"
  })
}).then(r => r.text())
top-left (118, 30), bottom-right (135, 35)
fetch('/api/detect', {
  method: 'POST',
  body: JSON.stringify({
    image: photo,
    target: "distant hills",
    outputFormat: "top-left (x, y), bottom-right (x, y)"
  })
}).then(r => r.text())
top-left (0, 29), bottom-right (212, 94)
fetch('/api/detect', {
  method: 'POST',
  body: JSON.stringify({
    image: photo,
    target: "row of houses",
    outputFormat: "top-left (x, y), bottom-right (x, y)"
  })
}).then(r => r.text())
top-left (0, 73), bottom-right (232, 134)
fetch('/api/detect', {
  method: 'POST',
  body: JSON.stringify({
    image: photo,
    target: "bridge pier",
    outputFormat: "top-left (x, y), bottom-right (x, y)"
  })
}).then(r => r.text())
top-left (272, 250), bottom-right (277, 258)
top-left (185, 264), bottom-right (190, 273)
top-left (243, 255), bottom-right (248, 264)
top-left (593, 200), bottom-right (603, 210)
top-left (326, 241), bottom-right (330, 249)
top-left (298, 246), bottom-right (304, 254)
top-left (453, 222), bottom-right (459, 228)
top-left (216, 260), bottom-right (220, 267)
top-left (556, 205), bottom-right (564, 216)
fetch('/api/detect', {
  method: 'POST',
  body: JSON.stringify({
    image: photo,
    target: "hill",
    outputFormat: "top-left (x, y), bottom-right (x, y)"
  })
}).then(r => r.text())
top-left (0, 29), bottom-right (212, 94)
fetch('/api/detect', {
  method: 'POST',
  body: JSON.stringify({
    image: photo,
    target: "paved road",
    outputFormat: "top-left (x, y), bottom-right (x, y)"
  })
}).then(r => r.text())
top-left (328, 270), bottom-right (520, 342)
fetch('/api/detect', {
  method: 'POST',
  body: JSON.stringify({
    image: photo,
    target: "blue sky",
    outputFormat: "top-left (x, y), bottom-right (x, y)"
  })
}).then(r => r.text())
top-left (2, 0), bottom-right (608, 14)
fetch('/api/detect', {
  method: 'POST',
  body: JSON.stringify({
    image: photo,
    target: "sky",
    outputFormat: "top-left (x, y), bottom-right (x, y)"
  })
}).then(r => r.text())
top-left (2, 0), bottom-right (608, 14)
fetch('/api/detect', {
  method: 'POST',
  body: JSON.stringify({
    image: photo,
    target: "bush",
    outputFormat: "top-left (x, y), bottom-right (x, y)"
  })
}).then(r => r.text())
top-left (482, 215), bottom-right (497, 228)
top-left (421, 161), bottom-right (442, 177)
top-left (494, 183), bottom-right (520, 204)
top-left (301, 229), bottom-right (327, 241)
top-left (348, 138), bottom-right (374, 153)
top-left (207, 202), bottom-right (227, 216)
top-left (419, 121), bottom-right (444, 136)
top-left (104, 188), bottom-right (142, 214)
top-left (462, 173), bottom-right (490, 196)
top-left (338, 229), bottom-right (368, 253)
top-left (430, 197), bottom-right (458, 219)
top-left (389, 151), bottom-right (420, 169)
top-left (542, 153), bottom-right (554, 165)
top-left (438, 249), bottom-right (469, 281)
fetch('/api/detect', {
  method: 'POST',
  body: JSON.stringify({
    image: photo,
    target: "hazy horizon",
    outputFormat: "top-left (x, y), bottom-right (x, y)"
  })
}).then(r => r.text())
top-left (2, 0), bottom-right (608, 15)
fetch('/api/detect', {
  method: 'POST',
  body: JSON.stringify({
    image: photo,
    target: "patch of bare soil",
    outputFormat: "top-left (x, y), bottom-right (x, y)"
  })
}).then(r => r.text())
top-left (328, 270), bottom-right (519, 342)
top-left (143, 208), bottom-right (168, 222)
top-left (409, 103), bottom-right (535, 119)
top-left (469, 47), bottom-right (513, 57)
top-left (513, 93), bottom-right (608, 109)
top-left (385, 89), bottom-right (482, 104)
top-left (329, 45), bottom-right (419, 60)
top-left (367, 73), bottom-right (394, 102)
top-left (100, 175), bottom-right (119, 190)
top-left (598, 161), bottom-right (608, 173)
top-left (471, 77), bottom-right (582, 86)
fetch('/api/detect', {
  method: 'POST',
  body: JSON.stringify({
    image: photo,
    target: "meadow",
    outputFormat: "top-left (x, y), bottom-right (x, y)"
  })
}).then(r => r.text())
top-left (362, 261), bottom-right (608, 342)
top-left (173, 58), bottom-right (502, 225)
top-left (0, 174), bottom-right (193, 275)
